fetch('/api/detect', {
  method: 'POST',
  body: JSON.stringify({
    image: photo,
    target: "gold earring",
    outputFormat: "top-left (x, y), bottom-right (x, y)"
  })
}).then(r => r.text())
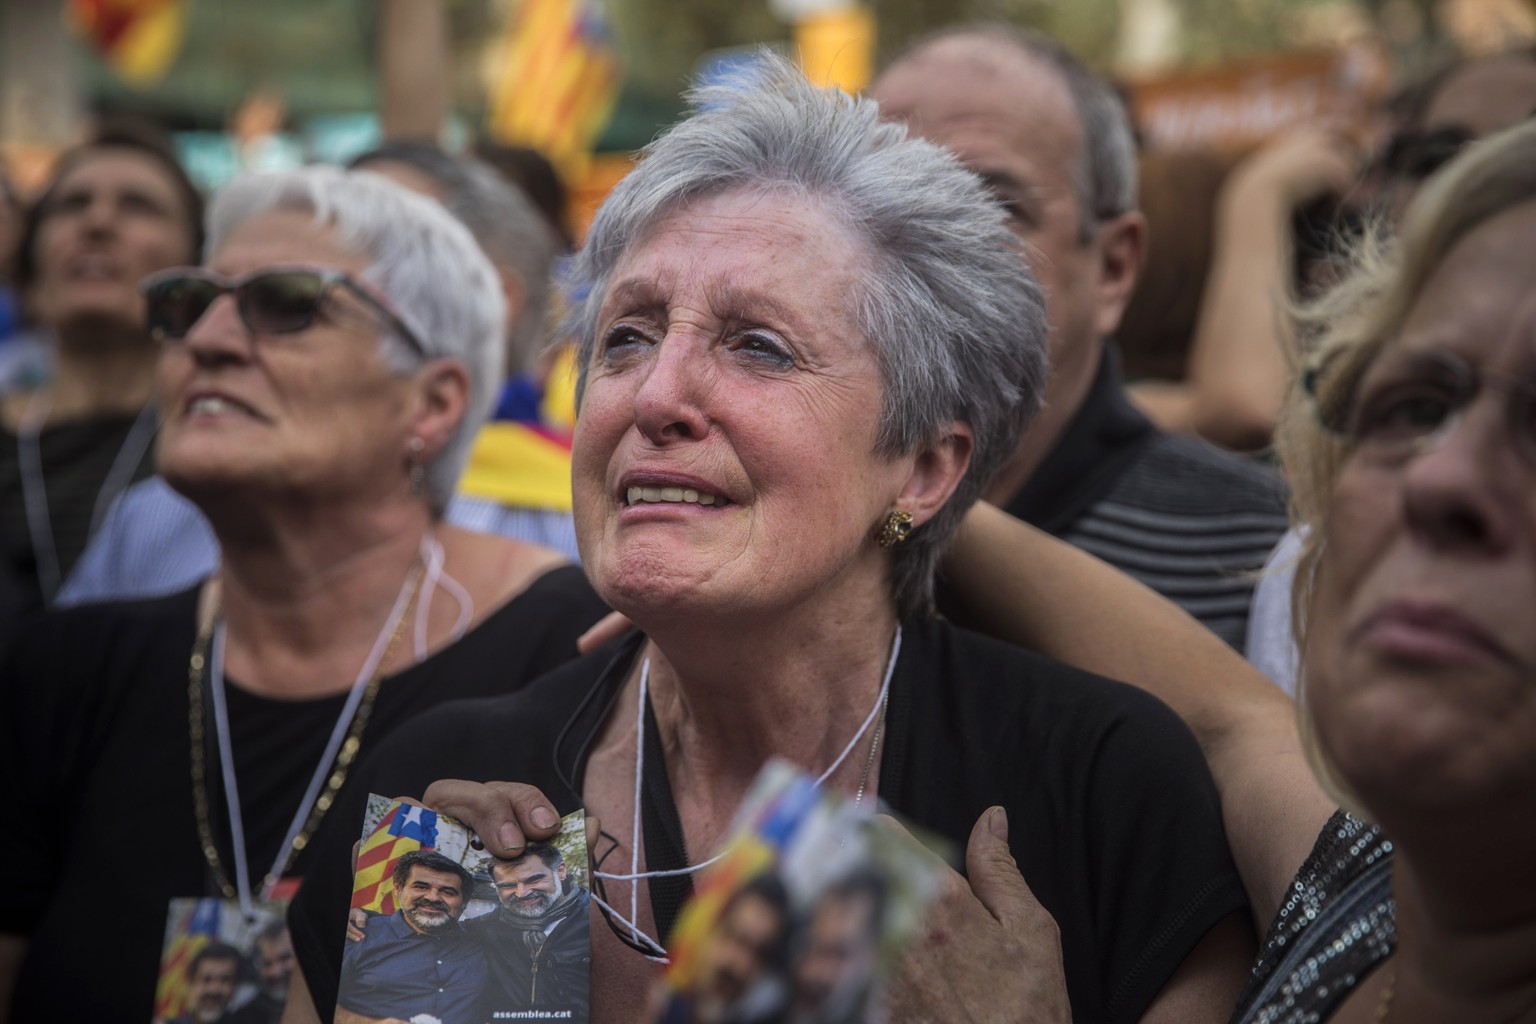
top-left (875, 509), bottom-right (914, 548)
top-left (408, 437), bottom-right (426, 497)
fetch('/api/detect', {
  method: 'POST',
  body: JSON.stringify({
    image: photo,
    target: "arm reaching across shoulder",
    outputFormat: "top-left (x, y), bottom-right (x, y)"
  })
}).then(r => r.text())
top-left (940, 502), bottom-right (1334, 930)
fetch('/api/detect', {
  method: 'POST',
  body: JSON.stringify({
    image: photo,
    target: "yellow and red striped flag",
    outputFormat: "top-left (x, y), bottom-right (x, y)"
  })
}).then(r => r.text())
top-left (67, 0), bottom-right (187, 85)
top-left (351, 802), bottom-right (440, 915)
top-left (154, 898), bottom-right (220, 1020)
top-left (486, 0), bottom-right (621, 183)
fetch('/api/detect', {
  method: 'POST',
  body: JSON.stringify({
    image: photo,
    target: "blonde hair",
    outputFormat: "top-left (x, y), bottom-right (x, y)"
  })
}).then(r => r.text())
top-left (1276, 120), bottom-right (1536, 812)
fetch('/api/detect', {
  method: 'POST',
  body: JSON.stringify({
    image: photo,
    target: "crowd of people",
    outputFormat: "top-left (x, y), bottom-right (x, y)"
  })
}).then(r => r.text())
top-left (1, 15), bottom-right (1534, 1024)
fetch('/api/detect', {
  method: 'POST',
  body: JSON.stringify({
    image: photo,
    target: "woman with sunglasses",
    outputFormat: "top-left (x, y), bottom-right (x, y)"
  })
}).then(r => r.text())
top-left (0, 125), bottom-right (203, 630)
top-left (0, 166), bottom-right (607, 1022)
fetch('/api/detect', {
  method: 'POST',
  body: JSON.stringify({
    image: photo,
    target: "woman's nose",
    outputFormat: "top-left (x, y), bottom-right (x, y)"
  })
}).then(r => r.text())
top-left (1401, 396), bottom-right (1520, 554)
top-left (181, 293), bottom-right (255, 363)
top-left (632, 335), bottom-right (712, 443)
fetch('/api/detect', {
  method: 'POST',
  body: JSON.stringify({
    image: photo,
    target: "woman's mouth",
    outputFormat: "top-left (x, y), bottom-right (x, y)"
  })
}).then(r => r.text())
top-left (1357, 601), bottom-right (1516, 667)
top-left (625, 485), bottom-right (724, 507)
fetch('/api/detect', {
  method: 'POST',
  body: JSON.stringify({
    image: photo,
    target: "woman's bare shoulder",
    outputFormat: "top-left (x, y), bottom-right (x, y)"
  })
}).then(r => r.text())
top-left (441, 525), bottom-right (574, 613)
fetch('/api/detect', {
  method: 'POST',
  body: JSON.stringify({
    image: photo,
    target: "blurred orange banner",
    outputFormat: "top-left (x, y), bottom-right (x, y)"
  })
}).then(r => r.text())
top-left (1128, 47), bottom-right (1391, 152)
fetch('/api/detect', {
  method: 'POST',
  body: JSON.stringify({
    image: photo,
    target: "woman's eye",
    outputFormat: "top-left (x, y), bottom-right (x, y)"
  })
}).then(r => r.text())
top-left (1354, 383), bottom-right (1454, 441)
top-left (600, 324), bottom-right (650, 357)
top-left (733, 332), bottom-right (793, 367)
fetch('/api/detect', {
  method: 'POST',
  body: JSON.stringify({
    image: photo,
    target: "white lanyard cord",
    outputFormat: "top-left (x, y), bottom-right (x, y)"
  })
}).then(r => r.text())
top-left (209, 561), bottom-right (419, 918)
top-left (413, 531), bottom-right (473, 660)
top-left (590, 625), bottom-right (902, 958)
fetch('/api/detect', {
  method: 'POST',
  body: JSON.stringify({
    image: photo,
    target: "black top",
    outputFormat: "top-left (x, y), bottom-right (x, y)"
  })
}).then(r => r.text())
top-left (1231, 811), bottom-right (1395, 1024)
top-left (0, 411), bottom-right (158, 621)
top-left (0, 565), bottom-right (609, 1023)
top-left (1004, 344), bottom-right (1289, 651)
top-left (292, 618), bottom-right (1248, 1024)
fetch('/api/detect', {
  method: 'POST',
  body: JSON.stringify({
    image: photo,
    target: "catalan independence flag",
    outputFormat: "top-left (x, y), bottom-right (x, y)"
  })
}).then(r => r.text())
top-left (154, 898), bottom-right (220, 1021)
top-left (486, 0), bottom-right (621, 182)
top-left (351, 802), bottom-right (440, 915)
top-left (67, 0), bottom-right (187, 85)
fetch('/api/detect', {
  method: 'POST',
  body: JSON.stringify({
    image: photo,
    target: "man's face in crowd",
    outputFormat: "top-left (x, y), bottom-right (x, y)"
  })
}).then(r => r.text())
top-left (186, 954), bottom-right (239, 1023)
top-left (871, 36), bottom-right (1110, 377)
top-left (397, 865), bottom-right (468, 934)
top-left (492, 854), bottom-right (566, 919)
top-left (255, 930), bottom-right (295, 999)
top-left (695, 891), bottom-right (786, 1019)
top-left (792, 891), bottom-right (880, 1018)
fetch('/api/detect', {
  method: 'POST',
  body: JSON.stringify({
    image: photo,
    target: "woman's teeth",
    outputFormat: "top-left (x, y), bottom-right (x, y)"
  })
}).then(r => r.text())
top-left (188, 396), bottom-right (248, 415)
top-left (627, 486), bottom-right (719, 506)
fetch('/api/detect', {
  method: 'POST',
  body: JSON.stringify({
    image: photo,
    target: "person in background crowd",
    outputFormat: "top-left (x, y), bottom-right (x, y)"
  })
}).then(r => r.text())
top-left (0, 123), bottom-right (202, 629)
top-left (869, 24), bottom-right (1289, 652)
top-left (285, 52), bottom-right (1251, 1024)
top-left (1115, 148), bottom-right (1238, 387)
top-left (1135, 45), bottom-right (1536, 458)
top-left (475, 141), bottom-right (575, 251)
top-left (0, 165), bottom-right (609, 1022)
top-left (59, 142), bottom-right (578, 608)
top-left (1125, 126), bottom-right (1361, 451)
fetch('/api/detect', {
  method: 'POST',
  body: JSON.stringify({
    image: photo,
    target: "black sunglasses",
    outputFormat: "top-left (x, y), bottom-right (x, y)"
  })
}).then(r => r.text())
top-left (140, 267), bottom-right (426, 356)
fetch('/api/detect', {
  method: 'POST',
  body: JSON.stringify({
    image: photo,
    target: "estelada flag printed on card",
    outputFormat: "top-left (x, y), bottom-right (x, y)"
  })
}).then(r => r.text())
top-left (351, 803), bottom-right (440, 914)
top-left (486, 0), bottom-right (621, 182)
top-left (154, 898), bottom-right (220, 1020)
top-left (67, 0), bottom-right (187, 85)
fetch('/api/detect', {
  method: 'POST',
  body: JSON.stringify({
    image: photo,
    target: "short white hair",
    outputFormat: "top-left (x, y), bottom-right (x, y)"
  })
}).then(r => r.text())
top-left (206, 166), bottom-right (506, 511)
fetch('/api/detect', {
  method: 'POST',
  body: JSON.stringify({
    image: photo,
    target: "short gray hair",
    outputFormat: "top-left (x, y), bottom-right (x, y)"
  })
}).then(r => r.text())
top-left (564, 52), bottom-right (1048, 618)
top-left (206, 165), bottom-right (506, 511)
top-left (351, 142), bottom-right (561, 375)
top-left (892, 24), bottom-right (1139, 242)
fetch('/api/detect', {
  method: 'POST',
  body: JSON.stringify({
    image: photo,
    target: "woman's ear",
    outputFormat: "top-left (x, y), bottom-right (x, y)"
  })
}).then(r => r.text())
top-left (411, 358), bottom-right (472, 459)
top-left (899, 423), bottom-right (974, 528)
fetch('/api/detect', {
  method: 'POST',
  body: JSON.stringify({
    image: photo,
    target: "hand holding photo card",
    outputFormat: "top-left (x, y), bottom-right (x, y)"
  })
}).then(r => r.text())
top-left (656, 761), bottom-right (943, 1024)
top-left (337, 796), bottom-right (591, 1024)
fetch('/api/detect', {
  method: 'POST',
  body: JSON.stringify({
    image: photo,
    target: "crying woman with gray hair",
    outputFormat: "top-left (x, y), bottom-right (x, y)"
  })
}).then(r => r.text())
top-left (286, 54), bottom-right (1254, 1024)
top-left (0, 164), bottom-right (609, 1021)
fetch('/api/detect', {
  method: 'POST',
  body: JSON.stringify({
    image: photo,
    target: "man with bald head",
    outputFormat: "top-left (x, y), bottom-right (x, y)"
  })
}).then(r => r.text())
top-left (872, 26), bottom-right (1288, 652)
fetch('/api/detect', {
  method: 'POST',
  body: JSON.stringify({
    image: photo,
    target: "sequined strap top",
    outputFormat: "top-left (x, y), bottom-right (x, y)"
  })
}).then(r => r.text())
top-left (1231, 809), bottom-right (1396, 1024)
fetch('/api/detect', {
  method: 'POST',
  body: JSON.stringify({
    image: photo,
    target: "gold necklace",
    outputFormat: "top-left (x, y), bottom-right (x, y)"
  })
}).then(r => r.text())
top-left (188, 562), bottom-right (423, 901)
